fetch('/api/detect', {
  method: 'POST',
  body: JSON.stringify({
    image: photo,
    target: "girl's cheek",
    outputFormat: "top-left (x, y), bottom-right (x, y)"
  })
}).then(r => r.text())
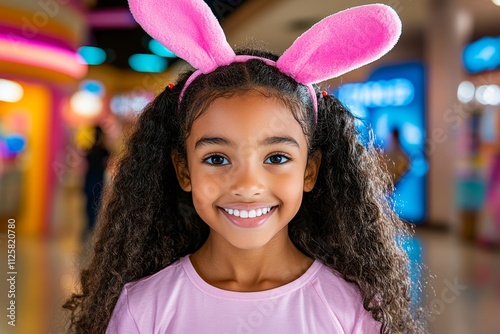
top-left (192, 173), bottom-right (227, 201)
top-left (272, 170), bottom-right (305, 196)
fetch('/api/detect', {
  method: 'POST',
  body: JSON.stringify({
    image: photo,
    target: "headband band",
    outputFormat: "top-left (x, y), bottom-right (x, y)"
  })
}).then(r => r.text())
top-left (179, 55), bottom-right (319, 120)
top-left (128, 0), bottom-right (402, 122)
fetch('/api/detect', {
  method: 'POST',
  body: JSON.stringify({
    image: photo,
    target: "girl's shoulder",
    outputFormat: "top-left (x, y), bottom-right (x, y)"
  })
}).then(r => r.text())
top-left (107, 258), bottom-right (188, 333)
top-left (313, 263), bottom-right (367, 309)
top-left (313, 264), bottom-right (381, 332)
top-left (123, 257), bottom-right (187, 299)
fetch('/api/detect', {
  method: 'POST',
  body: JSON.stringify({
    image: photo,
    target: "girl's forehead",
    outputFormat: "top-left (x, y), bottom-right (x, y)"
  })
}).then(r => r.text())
top-left (193, 91), bottom-right (292, 121)
top-left (187, 92), bottom-right (308, 148)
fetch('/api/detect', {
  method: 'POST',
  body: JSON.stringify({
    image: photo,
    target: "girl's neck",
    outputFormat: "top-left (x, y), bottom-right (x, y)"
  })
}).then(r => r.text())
top-left (189, 228), bottom-right (314, 292)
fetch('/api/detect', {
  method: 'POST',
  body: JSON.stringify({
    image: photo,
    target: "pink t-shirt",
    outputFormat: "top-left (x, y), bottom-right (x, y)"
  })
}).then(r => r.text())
top-left (106, 256), bottom-right (381, 333)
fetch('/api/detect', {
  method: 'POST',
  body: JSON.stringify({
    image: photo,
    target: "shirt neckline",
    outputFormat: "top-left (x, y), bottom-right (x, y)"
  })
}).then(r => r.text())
top-left (180, 255), bottom-right (322, 301)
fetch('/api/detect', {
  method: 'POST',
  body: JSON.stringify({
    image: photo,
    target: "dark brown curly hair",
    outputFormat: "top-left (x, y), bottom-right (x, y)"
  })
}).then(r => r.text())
top-left (63, 49), bottom-right (425, 333)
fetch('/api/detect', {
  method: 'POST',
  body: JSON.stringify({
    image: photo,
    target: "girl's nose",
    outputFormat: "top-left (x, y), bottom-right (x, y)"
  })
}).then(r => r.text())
top-left (230, 166), bottom-right (265, 198)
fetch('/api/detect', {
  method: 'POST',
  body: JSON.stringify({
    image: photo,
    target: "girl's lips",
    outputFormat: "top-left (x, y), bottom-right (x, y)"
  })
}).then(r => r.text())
top-left (219, 206), bottom-right (276, 228)
top-left (219, 204), bottom-right (277, 211)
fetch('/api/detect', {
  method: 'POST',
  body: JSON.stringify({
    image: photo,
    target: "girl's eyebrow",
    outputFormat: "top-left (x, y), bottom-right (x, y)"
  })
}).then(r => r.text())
top-left (259, 136), bottom-right (300, 148)
top-left (194, 137), bottom-right (232, 149)
top-left (194, 136), bottom-right (300, 150)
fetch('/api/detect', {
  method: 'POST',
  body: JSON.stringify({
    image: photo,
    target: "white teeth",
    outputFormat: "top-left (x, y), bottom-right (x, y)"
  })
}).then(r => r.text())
top-left (223, 207), bottom-right (273, 218)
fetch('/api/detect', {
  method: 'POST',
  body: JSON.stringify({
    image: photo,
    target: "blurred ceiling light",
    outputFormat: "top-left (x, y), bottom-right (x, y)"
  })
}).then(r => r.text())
top-left (482, 85), bottom-right (500, 105)
top-left (475, 85), bottom-right (500, 105)
top-left (492, 0), bottom-right (500, 6)
top-left (78, 46), bottom-right (107, 65)
top-left (70, 90), bottom-right (103, 117)
top-left (128, 54), bottom-right (168, 73)
top-left (110, 92), bottom-right (153, 116)
top-left (80, 80), bottom-right (105, 96)
top-left (148, 39), bottom-right (177, 58)
top-left (0, 79), bottom-right (24, 103)
top-left (463, 36), bottom-right (500, 73)
top-left (457, 81), bottom-right (475, 103)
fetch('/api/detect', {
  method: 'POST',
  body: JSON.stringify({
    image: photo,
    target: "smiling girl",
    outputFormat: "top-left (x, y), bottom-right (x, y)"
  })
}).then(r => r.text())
top-left (64, 1), bottom-right (425, 333)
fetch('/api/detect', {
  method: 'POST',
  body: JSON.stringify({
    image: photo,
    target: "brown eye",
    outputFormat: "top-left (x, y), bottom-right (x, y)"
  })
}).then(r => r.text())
top-left (265, 154), bottom-right (289, 164)
top-left (204, 155), bottom-right (229, 165)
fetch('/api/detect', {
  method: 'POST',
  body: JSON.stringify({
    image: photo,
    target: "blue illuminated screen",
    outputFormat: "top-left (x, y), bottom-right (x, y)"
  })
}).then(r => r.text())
top-left (336, 62), bottom-right (427, 223)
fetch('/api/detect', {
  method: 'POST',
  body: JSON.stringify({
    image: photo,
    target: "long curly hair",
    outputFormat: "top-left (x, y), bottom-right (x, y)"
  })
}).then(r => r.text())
top-left (64, 50), bottom-right (425, 333)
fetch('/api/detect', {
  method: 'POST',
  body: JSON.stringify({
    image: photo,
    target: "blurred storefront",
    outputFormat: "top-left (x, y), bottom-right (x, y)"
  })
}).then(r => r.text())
top-left (0, 0), bottom-right (182, 238)
top-left (456, 36), bottom-right (500, 245)
top-left (0, 0), bottom-right (87, 236)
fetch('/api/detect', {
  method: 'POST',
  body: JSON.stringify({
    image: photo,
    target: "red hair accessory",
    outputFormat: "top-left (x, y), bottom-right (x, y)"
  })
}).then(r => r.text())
top-left (168, 83), bottom-right (175, 89)
top-left (322, 91), bottom-right (328, 97)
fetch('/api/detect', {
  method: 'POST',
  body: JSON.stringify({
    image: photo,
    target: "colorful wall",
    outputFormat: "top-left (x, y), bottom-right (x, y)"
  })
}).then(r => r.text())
top-left (0, 0), bottom-right (88, 236)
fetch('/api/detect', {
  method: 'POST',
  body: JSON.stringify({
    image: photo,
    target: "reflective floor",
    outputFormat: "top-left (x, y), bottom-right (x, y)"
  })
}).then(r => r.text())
top-left (0, 186), bottom-right (499, 334)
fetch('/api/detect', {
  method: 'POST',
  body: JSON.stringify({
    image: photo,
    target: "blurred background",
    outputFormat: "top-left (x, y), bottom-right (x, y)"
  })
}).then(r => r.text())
top-left (0, 0), bottom-right (499, 333)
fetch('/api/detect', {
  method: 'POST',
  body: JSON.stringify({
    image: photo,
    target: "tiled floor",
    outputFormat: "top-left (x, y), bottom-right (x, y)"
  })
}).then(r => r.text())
top-left (0, 186), bottom-right (499, 334)
top-left (415, 228), bottom-right (500, 334)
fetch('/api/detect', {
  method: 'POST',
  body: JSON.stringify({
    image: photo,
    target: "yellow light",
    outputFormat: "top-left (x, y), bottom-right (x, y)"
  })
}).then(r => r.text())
top-left (0, 79), bottom-right (23, 102)
top-left (75, 126), bottom-right (96, 150)
top-left (493, 0), bottom-right (500, 6)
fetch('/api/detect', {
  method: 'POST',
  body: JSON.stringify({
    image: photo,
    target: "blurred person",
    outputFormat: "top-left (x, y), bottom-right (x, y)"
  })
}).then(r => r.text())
top-left (64, 1), bottom-right (425, 334)
top-left (83, 125), bottom-right (109, 235)
top-left (382, 128), bottom-right (411, 185)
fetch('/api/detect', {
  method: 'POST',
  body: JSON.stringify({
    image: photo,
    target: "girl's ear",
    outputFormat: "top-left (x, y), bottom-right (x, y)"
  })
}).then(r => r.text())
top-left (304, 150), bottom-right (322, 192)
top-left (171, 151), bottom-right (192, 192)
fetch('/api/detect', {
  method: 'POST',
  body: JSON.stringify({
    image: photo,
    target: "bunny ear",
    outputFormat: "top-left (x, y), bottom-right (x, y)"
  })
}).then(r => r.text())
top-left (277, 4), bottom-right (402, 85)
top-left (128, 0), bottom-right (235, 73)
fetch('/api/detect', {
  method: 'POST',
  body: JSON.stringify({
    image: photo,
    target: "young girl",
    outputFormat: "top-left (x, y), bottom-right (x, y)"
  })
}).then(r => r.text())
top-left (64, 1), bottom-right (424, 333)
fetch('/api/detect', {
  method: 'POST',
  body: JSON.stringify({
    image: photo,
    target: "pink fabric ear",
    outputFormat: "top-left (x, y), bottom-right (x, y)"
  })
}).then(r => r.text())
top-left (128, 0), bottom-right (235, 73)
top-left (277, 4), bottom-right (402, 85)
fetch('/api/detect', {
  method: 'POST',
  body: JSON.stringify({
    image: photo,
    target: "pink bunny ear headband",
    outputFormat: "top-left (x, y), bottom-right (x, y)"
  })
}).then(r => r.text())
top-left (128, 0), bottom-right (402, 122)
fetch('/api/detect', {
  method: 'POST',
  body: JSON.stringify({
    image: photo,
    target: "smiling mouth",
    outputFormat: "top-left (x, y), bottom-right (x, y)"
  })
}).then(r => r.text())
top-left (219, 206), bottom-right (278, 228)
top-left (221, 206), bottom-right (277, 219)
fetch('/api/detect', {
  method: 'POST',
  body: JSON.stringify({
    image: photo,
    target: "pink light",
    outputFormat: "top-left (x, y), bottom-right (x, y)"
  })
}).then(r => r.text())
top-left (88, 9), bottom-right (138, 29)
top-left (0, 34), bottom-right (87, 78)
